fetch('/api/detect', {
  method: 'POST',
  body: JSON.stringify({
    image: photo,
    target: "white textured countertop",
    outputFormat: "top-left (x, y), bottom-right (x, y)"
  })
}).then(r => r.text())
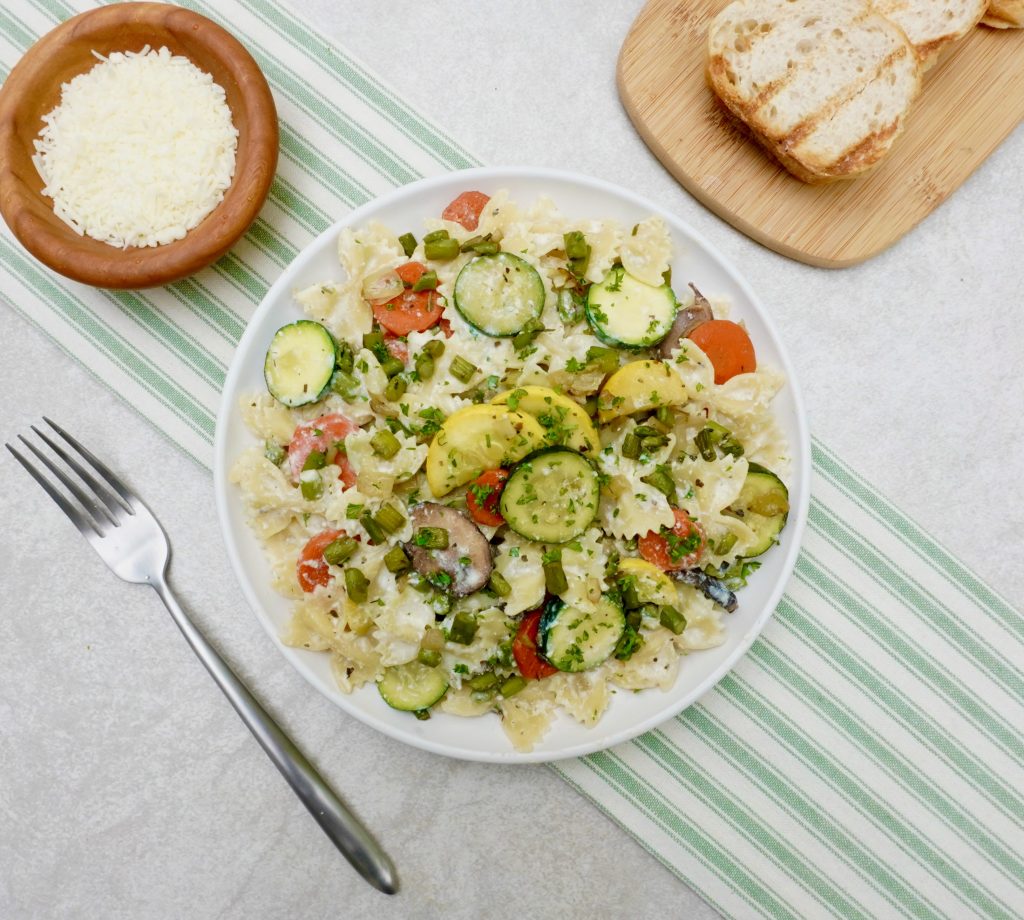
top-left (1, 2), bottom-right (1021, 918)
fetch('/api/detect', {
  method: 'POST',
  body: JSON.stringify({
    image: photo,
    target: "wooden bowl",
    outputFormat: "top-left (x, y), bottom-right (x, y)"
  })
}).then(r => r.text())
top-left (0, 2), bottom-right (278, 289)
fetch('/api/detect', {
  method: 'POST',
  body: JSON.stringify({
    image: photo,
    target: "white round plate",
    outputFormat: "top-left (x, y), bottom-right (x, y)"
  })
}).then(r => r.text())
top-left (214, 167), bottom-right (810, 763)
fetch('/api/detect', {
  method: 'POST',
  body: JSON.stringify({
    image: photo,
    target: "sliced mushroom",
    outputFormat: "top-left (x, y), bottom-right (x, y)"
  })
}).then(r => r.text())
top-left (658, 282), bottom-right (714, 359)
top-left (672, 567), bottom-right (738, 613)
top-left (404, 502), bottom-right (493, 596)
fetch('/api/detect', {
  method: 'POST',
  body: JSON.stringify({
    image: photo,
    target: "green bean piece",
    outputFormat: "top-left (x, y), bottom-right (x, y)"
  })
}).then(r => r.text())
top-left (586, 346), bottom-right (619, 375)
top-left (381, 356), bottom-right (405, 379)
top-left (415, 353), bottom-right (435, 381)
top-left (374, 503), bottom-right (406, 534)
top-left (625, 608), bottom-right (643, 631)
top-left (716, 532), bottom-right (738, 556)
top-left (472, 241), bottom-right (499, 255)
top-left (421, 626), bottom-right (445, 651)
top-left (344, 568), bottom-right (370, 603)
top-left (614, 625), bottom-right (644, 661)
top-left (544, 560), bottom-right (569, 595)
top-left (263, 441), bottom-right (287, 466)
top-left (459, 235), bottom-right (483, 251)
top-left (563, 230), bottom-right (589, 261)
top-left (582, 396), bottom-right (599, 418)
top-left (345, 503), bottom-right (364, 519)
top-left (384, 544), bottom-right (411, 573)
top-left (359, 512), bottom-right (386, 545)
top-left (488, 571), bottom-right (512, 597)
top-left (641, 436), bottom-right (666, 453)
top-left (633, 425), bottom-right (660, 438)
top-left (414, 526), bottom-right (449, 550)
top-left (336, 342), bottom-right (355, 374)
top-left (512, 317), bottom-right (545, 352)
top-left (371, 429), bottom-right (401, 459)
top-left (641, 467), bottom-right (676, 502)
top-left (468, 672), bottom-right (498, 691)
top-left (659, 605), bottom-right (687, 635)
top-left (323, 536), bottom-right (359, 566)
top-left (362, 331), bottom-right (385, 353)
top-left (655, 406), bottom-right (673, 427)
top-left (299, 474), bottom-right (323, 501)
top-left (424, 238), bottom-right (461, 261)
top-left (620, 576), bottom-right (641, 610)
top-left (621, 432), bottom-right (641, 460)
top-left (500, 675), bottom-right (527, 698)
top-left (384, 374), bottom-right (408, 402)
top-left (331, 370), bottom-right (360, 398)
top-left (450, 355), bottom-right (477, 383)
top-left (637, 603), bottom-right (661, 624)
top-left (422, 229), bottom-right (449, 244)
top-left (398, 232), bottom-right (417, 257)
top-left (413, 709), bottom-right (431, 721)
top-left (417, 648), bottom-right (441, 667)
top-left (423, 338), bottom-right (446, 359)
top-left (694, 428), bottom-right (717, 462)
top-left (448, 611), bottom-right (478, 645)
top-left (412, 270), bottom-right (438, 292)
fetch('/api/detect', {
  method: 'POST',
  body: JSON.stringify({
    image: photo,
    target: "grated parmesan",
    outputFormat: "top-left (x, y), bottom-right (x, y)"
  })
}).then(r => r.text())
top-left (32, 46), bottom-right (238, 249)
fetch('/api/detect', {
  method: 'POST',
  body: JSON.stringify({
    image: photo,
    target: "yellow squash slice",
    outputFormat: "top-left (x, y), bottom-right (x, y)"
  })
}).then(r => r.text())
top-left (617, 558), bottom-right (678, 608)
top-left (597, 359), bottom-right (687, 424)
top-left (491, 385), bottom-right (600, 455)
top-left (426, 404), bottom-right (546, 497)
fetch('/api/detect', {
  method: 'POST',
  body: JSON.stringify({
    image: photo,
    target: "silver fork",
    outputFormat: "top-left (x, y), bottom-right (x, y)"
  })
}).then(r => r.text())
top-left (6, 419), bottom-right (397, 895)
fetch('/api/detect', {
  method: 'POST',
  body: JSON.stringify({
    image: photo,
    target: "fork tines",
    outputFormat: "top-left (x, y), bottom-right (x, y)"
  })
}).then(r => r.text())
top-left (5, 418), bottom-right (135, 538)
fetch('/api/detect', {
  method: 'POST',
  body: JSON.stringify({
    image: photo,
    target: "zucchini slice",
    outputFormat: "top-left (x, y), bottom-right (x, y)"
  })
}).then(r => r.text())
top-left (264, 320), bottom-right (337, 407)
top-left (586, 266), bottom-right (677, 349)
top-left (377, 660), bottom-right (449, 712)
top-left (727, 462), bottom-right (789, 557)
top-left (453, 253), bottom-right (545, 336)
top-left (499, 448), bottom-right (600, 543)
top-left (540, 594), bottom-right (625, 672)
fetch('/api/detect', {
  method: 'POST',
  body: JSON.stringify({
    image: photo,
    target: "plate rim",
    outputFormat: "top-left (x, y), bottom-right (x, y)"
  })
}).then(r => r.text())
top-left (213, 166), bottom-right (811, 763)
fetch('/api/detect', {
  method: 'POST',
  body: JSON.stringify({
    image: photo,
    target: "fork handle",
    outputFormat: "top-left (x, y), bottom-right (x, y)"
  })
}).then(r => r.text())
top-left (150, 577), bottom-right (397, 894)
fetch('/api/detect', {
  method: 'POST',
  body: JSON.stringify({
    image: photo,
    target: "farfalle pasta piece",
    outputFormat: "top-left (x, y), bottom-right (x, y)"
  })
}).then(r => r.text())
top-left (620, 216), bottom-right (672, 286)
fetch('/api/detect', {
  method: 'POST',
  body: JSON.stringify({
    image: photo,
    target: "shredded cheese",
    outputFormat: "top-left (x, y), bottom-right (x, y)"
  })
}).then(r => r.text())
top-left (33, 46), bottom-right (238, 249)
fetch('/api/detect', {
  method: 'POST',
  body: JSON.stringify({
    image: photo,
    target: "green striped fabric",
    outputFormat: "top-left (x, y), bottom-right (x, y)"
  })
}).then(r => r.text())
top-left (2, 3), bottom-right (1021, 917)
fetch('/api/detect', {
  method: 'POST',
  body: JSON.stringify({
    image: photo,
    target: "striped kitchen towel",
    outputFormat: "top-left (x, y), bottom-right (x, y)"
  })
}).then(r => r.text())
top-left (1, 2), bottom-right (1021, 917)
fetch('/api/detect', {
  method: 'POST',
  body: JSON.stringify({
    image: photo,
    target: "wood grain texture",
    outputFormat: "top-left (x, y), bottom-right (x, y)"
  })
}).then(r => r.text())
top-left (618, 0), bottom-right (1024, 267)
top-left (0, 2), bottom-right (278, 289)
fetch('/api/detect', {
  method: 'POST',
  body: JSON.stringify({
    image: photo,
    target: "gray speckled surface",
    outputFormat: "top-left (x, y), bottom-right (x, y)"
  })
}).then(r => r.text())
top-left (1, 1), bottom-right (1022, 917)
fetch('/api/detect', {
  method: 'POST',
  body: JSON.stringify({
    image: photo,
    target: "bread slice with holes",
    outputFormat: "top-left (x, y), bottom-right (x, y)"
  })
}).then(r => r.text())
top-left (982, 0), bottom-right (1024, 27)
top-left (707, 0), bottom-right (922, 183)
top-left (872, 0), bottom-right (988, 66)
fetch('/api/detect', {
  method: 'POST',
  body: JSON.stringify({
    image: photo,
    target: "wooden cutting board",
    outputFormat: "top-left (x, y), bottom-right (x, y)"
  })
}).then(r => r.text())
top-left (618, 1), bottom-right (1024, 267)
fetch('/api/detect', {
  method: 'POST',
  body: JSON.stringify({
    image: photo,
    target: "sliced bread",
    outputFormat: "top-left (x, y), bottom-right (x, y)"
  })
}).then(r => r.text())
top-left (872, 0), bottom-right (988, 65)
top-left (707, 0), bottom-right (921, 183)
top-left (982, 0), bottom-right (1024, 27)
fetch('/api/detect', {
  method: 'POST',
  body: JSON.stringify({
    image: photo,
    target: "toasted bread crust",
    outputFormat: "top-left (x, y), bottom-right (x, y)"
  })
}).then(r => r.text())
top-left (982, 0), bottom-right (1024, 27)
top-left (706, 1), bottom-right (921, 183)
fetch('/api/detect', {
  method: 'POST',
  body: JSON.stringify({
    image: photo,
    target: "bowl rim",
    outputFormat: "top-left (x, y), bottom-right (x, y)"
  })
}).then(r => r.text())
top-left (0, 2), bottom-right (278, 289)
top-left (213, 165), bottom-right (812, 763)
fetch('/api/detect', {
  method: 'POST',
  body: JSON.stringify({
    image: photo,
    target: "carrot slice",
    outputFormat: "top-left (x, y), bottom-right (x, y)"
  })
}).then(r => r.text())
top-left (687, 320), bottom-right (756, 385)
top-left (638, 509), bottom-right (707, 572)
top-left (442, 191), bottom-right (490, 231)
top-left (512, 609), bottom-right (559, 680)
top-left (297, 528), bottom-right (345, 592)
